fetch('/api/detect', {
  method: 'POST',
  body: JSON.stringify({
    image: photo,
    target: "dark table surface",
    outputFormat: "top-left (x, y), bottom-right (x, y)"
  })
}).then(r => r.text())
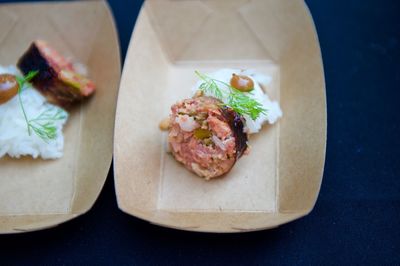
top-left (1, 0), bottom-right (399, 265)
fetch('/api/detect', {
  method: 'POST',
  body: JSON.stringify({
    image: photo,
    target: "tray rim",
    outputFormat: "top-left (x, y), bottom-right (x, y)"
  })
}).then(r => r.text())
top-left (113, 0), bottom-right (326, 233)
top-left (0, 0), bottom-right (121, 234)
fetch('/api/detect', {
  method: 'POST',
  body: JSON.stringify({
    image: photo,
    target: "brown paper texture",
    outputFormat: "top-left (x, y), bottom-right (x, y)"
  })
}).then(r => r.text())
top-left (157, 63), bottom-right (279, 212)
top-left (0, 1), bottom-right (120, 233)
top-left (114, 0), bottom-right (326, 232)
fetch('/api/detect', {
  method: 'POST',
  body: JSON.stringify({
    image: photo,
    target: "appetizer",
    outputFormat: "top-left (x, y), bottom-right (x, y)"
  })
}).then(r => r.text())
top-left (161, 69), bottom-right (282, 180)
top-left (0, 41), bottom-right (95, 159)
top-left (169, 96), bottom-right (248, 179)
top-left (18, 40), bottom-right (95, 107)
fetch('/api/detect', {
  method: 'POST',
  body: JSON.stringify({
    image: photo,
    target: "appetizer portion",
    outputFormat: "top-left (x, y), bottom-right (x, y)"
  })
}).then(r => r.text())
top-left (169, 96), bottom-right (247, 180)
top-left (0, 40), bottom-right (95, 160)
top-left (0, 66), bottom-right (68, 159)
top-left (161, 69), bottom-right (282, 180)
top-left (18, 40), bottom-right (95, 107)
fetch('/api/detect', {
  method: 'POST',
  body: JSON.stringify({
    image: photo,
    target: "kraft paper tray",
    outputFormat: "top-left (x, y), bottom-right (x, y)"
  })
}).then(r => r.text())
top-left (114, 0), bottom-right (326, 232)
top-left (0, 0), bottom-right (120, 233)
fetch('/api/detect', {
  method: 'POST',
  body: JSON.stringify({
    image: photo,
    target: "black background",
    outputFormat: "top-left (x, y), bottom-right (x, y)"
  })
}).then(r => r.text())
top-left (1, 0), bottom-right (399, 265)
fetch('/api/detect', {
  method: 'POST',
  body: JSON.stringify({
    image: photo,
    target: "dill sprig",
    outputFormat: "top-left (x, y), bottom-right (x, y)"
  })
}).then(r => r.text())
top-left (16, 71), bottom-right (67, 143)
top-left (195, 70), bottom-right (267, 120)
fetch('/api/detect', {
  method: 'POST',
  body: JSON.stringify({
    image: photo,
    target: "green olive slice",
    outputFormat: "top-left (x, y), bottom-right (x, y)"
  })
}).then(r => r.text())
top-left (194, 128), bottom-right (212, 139)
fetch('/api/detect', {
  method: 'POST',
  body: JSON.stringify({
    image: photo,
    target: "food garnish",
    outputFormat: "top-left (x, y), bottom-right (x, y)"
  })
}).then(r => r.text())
top-left (16, 71), bottom-right (67, 142)
top-left (195, 71), bottom-right (267, 120)
top-left (230, 73), bottom-right (254, 92)
top-left (0, 74), bottom-right (19, 104)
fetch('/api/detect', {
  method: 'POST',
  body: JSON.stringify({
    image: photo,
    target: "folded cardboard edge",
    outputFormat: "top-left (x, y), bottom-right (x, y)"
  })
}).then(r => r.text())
top-left (114, 0), bottom-right (326, 232)
top-left (0, 213), bottom-right (78, 234)
top-left (0, 0), bottom-right (121, 233)
top-left (277, 0), bottom-right (326, 212)
top-left (118, 205), bottom-right (309, 233)
top-left (69, 0), bottom-right (121, 214)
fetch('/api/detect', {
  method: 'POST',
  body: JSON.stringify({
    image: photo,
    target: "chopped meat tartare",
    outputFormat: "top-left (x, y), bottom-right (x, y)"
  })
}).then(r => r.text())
top-left (168, 96), bottom-right (248, 180)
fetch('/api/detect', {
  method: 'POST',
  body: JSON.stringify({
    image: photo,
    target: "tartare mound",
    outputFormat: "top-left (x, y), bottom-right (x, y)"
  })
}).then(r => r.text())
top-left (168, 96), bottom-right (248, 180)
